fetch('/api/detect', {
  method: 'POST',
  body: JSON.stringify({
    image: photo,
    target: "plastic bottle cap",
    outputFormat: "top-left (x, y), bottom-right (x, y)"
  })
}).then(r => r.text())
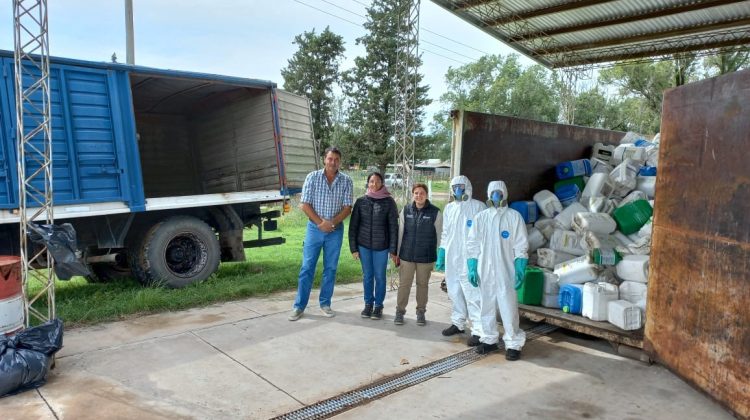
top-left (563, 306), bottom-right (570, 313)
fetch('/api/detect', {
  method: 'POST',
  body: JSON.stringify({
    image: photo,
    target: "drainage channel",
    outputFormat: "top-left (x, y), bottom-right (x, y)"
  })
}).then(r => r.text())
top-left (273, 323), bottom-right (558, 420)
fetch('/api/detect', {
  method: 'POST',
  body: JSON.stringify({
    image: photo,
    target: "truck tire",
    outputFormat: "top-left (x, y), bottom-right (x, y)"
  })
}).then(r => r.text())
top-left (129, 216), bottom-right (220, 288)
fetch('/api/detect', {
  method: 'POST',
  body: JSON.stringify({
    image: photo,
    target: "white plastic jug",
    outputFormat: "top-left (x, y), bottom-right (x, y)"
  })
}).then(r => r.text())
top-left (608, 300), bottom-right (643, 330)
top-left (533, 190), bottom-right (563, 218)
top-left (549, 229), bottom-right (586, 256)
top-left (554, 255), bottom-right (601, 284)
top-left (636, 175), bottom-right (656, 199)
top-left (536, 248), bottom-right (576, 269)
top-left (609, 159), bottom-right (640, 197)
top-left (638, 220), bottom-right (653, 238)
top-left (590, 158), bottom-right (613, 175)
top-left (534, 217), bottom-right (561, 239)
top-left (553, 202), bottom-right (588, 230)
top-left (617, 190), bottom-right (648, 208)
top-left (582, 282), bottom-right (619, 321)
top-left (612, 143), bottom-right (647, 165)
top-left (572, 212), bottom-right (617, 235)
top-left (583, 196), bottom-right (617, 214)
top-left (542, 269), bottom-right (560, 308)
top-left (618, 281), bottom-right (648, 304)
top-left (580, 173), bottom-right (614, 203)
top-left (527, 226), bottom-right (546, 252)
top-left (592, 143), bottom-right (616, 162)
top-left (582, 231), bottom-right (620, 252)
top-left (616, 255), bottom-right (649, 283)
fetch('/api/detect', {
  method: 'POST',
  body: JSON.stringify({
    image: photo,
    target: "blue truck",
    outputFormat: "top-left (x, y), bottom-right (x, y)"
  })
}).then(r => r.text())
top-left (0, 51), bottom-right (317, 287)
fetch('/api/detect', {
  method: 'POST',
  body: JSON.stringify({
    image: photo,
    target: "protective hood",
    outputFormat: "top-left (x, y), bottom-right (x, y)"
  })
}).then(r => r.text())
top-left (450, 175), bottom-right (473, 200)
top-left (487, 180), bottom-right (509, 208)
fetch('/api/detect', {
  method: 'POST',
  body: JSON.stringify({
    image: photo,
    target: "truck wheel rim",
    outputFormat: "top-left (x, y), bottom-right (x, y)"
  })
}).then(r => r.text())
top-left (164, 233), bottom-right (208, 278)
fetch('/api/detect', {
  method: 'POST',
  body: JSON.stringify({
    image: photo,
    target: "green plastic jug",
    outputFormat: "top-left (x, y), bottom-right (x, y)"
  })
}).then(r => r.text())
top-left (517, 266), bottom-right (544, 306)
top-left (612, 199), bottom-right (653, 235)
top-left (554, 176), bottom-right (586, 193)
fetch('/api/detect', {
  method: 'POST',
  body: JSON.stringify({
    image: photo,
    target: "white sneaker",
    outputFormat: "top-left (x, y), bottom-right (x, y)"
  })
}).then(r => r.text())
top-left (288, 308), bottom-right (304, 321)
top-left (320, 306), bottom-right (335, 318)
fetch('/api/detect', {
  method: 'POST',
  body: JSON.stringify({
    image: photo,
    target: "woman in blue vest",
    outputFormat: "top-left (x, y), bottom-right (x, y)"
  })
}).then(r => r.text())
top-left (349, 172), bottom-right (399, 320)
top-left (394, 183), bottom-right (443, 326)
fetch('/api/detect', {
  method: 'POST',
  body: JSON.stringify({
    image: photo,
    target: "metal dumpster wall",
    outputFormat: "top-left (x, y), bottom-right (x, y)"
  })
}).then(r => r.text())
top-left (645, 69), bottom-right (750, 419)
top-left (451, 110), bottom-right (624, 201)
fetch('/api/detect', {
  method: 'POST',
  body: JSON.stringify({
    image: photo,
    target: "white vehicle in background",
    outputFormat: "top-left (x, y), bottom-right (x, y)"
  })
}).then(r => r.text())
top-left (384, 173), bottom-right (404, 188)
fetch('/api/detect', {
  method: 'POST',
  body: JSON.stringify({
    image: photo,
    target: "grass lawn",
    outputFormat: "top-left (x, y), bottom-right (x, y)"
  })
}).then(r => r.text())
top-left (34, 172), bottom-right (448, 328)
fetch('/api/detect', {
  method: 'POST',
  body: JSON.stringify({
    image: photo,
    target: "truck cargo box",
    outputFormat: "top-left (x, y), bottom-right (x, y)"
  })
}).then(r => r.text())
top-left (0, 51), bottom-right (317, 221)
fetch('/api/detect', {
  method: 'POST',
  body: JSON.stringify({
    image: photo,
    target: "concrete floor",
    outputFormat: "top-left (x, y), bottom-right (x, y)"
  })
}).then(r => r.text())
top-left (0, 275), bottom-right (734, 420)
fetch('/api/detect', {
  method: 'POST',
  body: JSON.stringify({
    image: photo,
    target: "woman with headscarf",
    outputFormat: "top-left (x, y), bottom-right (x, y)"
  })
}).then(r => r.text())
top-left (349, 172), bottom-right (399, 320)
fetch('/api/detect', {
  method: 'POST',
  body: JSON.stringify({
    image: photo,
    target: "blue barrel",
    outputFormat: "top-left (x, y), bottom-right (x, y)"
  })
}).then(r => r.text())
top-left (559, 284), bottom-right (584, 315)
top-left (556, 159), bottom-right (592, 180)
top-left (509, 201), bottom-right (538, 224)
top-left (554, 183), bottom-right (581, 207)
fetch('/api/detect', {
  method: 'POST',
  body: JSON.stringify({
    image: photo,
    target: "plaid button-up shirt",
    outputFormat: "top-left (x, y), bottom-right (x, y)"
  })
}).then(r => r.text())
top-left (300, 169), bottom-right (353, 220)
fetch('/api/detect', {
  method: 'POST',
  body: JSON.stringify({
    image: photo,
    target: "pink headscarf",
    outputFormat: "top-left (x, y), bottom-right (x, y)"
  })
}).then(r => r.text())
top-left (366, 185), bottom-right (391, 200)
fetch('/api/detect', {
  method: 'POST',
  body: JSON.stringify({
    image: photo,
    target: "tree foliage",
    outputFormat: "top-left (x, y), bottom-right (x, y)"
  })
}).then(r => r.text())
top-left (343, 0), bottom-right (431, 173)
top-left (281, 27), bottom-right (345, 157)
top-left (703, 47), bottom-right (750, 76)
top-left (439, 54), bottom-right (558, 122)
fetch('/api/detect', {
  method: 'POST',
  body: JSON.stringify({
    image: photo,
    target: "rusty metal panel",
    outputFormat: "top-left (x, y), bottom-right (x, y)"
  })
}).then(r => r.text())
top-left (456, 111), bottom-right (624, 201)
top-left (646, 69), bottom-right (750, 419)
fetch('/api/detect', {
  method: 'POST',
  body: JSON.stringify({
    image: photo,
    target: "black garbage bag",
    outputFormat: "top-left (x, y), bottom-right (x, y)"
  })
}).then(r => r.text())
top-left (27, 223), bottom-right (90, 279)
top-left (0, 318), bottom-right (64, 397)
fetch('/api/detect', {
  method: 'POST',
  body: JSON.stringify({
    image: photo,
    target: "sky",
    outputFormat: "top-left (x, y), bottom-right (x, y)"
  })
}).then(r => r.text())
top-left (0, 0), bottom-right (536, 121)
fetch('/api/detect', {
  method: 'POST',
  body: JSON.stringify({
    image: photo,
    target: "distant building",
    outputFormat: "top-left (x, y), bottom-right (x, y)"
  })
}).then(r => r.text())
top-left (389, 159), bottom-right (451, 179)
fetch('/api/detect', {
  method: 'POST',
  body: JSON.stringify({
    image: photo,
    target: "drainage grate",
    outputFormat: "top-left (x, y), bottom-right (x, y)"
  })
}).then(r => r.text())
top-left (273, 323), bottom-right (558, 420)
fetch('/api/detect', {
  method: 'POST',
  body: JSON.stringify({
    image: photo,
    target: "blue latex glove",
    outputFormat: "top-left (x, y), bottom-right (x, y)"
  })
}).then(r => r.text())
top-left (467, 258), bottom-right (479, 287)
top-left (435, 248), bottom-right (446, 272)
top-left (514, 258), bottom-right (528, 290)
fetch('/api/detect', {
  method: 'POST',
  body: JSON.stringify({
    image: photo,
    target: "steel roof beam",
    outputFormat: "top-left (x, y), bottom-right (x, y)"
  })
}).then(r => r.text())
top-left (542, 18), bottom-right (750, 54)
top-left (511, 0), bottom-right (748, 41)
top-left (557, 34), bottom-right (750, 67)
top-left (450, 0), bottom-right (495, 11)
top-left (484, 0), bottom-right (615, 27)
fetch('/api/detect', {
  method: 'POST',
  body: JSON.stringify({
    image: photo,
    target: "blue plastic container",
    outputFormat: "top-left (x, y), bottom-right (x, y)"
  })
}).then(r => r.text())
top-left (554, 184), bottom-right (581, 207)
top-left (556, 159), bottom-right (592, 180)
top-left (639, 166), bottom-right (657, 176)
top-left (634, 139), bottom-right (655, 148)
top-left (559, 284), bottom-right (584, 315)
top-left (509, 201), bottom-right (538, 224)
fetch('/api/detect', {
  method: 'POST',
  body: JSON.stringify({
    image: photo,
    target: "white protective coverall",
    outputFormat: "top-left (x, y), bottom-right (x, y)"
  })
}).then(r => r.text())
top-left (441, 175), bottom-right (486, 334)
top-left (466, 180), bottom-right (528, 350)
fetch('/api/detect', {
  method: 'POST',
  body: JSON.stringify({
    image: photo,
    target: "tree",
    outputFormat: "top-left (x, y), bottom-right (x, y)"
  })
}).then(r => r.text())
top-left (599, 61), bottom-right (674, 118)
top-left (439, 54), bottom-right (558, 122)
top-left (703, 47), bottom-right (750, 76)
top-left (509, 64), bottom-right (559, 122)
top-left (573, 87), bottom-right (621, 130)
top-left (281, 27), bottom-right (345, 157)
top-left (343, 0), bottom-right (431, 174)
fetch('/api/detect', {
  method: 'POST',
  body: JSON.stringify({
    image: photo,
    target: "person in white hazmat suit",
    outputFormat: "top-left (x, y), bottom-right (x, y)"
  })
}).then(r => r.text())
top-left (435, 175), bottom-right (486, 346)
top-left (466, 180), bottom-right (529, 360)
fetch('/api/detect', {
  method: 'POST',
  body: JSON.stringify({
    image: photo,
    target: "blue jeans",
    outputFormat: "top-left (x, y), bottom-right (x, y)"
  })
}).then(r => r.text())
top-left (359, 246), bottom-right (389, 308)
top-left (294, 221), bottom-right (344, 310)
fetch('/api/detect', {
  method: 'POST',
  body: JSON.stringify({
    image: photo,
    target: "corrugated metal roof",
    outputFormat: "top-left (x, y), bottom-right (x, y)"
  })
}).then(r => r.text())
top-left (431, 0), bottom-right (750, 68)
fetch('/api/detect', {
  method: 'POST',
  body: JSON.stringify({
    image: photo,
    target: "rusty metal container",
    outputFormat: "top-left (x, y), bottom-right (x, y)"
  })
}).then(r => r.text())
top-left (0, 255), bottom-right (23, 335)
top-left (450, 110), bottom-right (624, 202)
top-left (645, 69), bottom-right (750, 419)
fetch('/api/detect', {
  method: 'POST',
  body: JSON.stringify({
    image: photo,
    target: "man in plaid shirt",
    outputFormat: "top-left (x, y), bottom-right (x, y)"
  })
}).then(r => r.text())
top-left (289, 146), bottom-right (353, 321)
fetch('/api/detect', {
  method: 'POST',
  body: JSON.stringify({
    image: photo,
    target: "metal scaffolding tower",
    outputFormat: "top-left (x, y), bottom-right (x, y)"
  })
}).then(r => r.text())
top-left (393, 0), bottom-right (421, 204)
top-left (13, 0), bottom-right (56, 326)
